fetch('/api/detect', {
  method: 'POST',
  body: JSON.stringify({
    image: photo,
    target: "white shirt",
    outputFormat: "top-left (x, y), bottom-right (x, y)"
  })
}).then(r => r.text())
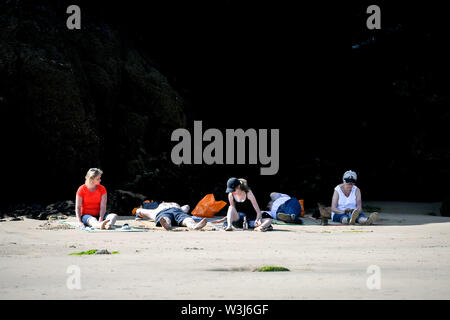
top-left (331, 185), bottom-right (357, 219)
top-left (269, 193), bottom-right (291, 219)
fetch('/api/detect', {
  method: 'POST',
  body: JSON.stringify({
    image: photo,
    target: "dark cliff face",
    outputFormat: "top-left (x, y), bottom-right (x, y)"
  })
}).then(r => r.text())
top-left (0, 1), bottom-right (186, 204)
top-left (0, 1), bottom-right (449, 208)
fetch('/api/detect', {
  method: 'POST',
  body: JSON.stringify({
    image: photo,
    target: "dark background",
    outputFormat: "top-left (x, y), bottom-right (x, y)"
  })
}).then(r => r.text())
top-left (0, 1), bottom-right (448, 213)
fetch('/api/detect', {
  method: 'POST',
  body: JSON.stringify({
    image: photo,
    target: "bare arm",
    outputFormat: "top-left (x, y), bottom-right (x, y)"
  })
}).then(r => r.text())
top-left (75, 194), bottom-right (83, 225)
top-left (331, 190), bottom-right (346, 214)
top-left (213, 193), bottom-right (235, 224)
top-left (247, 190), bottom-right (262, 220)
top-left (228, 192), bottom-right (235, 209)
top-left (211, 194), bottom-right (235, 224)
top-left (138, 203), bottom-right (173, 220)
top-left (355, 188), bottom-right (363, 212)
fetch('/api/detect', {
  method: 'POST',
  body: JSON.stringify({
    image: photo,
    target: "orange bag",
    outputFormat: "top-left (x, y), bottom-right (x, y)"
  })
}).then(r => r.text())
top-left (299, 199), bottom-right (305, 216)
top-left (192, 194), bottom-right (227, 218)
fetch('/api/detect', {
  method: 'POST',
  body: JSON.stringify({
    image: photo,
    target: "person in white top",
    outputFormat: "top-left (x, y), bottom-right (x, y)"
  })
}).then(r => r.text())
top-left (331, 170), bottom-right (377, 225)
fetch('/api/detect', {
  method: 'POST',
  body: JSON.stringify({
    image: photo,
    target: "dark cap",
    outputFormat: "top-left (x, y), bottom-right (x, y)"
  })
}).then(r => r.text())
top-left (226, 177), bottom-right (241, 193)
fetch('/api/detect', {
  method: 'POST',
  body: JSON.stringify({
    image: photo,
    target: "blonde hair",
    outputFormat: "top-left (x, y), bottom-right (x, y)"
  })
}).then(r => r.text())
top-left (237, 178), bottom-right (250, 192)
top-left (85, 168), bottom-right (103, 184)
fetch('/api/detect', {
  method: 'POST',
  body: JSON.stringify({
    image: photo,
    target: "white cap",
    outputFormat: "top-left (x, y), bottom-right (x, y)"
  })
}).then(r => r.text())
top-left (343, 170), bottom-right (357, 182)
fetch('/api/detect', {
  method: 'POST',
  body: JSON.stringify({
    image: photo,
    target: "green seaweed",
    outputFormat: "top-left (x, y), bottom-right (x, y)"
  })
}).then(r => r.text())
top-left (69, 249), bottom-right (119, 255)
top-left (254, 266), bottom-right (290, 272)
top-left (69, 249), bottom-right (98, 255)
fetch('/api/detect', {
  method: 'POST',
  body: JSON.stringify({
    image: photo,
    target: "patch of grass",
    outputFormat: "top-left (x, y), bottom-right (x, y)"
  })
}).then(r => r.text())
top-left (254, 266), bottom-right (290, 272)
top-left (111, 251), bottom-right (119, 254)
top-left (69, 249), bottom-right (98, 255)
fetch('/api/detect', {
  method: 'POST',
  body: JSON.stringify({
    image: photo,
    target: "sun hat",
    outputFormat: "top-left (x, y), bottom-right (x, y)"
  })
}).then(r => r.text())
top-left (343, 170), bottom-right (357, 184)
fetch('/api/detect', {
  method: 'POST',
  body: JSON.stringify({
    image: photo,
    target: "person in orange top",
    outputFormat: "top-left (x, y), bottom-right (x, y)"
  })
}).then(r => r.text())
top-left (75, 168), bottom-right (117, 229)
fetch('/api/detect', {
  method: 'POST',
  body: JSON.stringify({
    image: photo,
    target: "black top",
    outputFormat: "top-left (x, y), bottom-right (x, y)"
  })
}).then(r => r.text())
top-left (232, 192), bottom-right (256, 219)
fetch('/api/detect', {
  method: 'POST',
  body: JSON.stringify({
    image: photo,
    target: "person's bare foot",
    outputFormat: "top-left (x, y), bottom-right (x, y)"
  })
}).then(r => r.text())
top-left (159, 217), bottom-right (172, 230)
top-left (254, 226), bottom-right (266, 232)
top-left (97, 220), bottom-right (108, 230)
top-left (349, 209), bottom-right (360, 225)
top-left (224, 225), bottom-right (233, 231)
top-left (192, 218), bottom-right (208, 230)
top-left (104, 221), bottom-right (112, 230)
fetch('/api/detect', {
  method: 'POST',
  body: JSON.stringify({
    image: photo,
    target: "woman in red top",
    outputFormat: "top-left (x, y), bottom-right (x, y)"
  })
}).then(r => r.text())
top-left (75, 168), bottom-right (117, 229)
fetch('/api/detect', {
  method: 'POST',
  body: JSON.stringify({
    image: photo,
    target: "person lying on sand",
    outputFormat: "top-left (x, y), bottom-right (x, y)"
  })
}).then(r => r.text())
top-left (331, 170), bottom-right (377, 225)
top-left (213, 177), bottom-right (273, 232)
top-left (266, 192), bottom-right (303, 224)
top-left (75, 168), bottom-right (118, 230)
top-left (135, 201), bottom-right (208, 230)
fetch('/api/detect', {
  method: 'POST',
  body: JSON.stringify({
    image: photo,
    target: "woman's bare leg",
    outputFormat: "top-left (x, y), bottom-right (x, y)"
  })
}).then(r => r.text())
top-left (87, 217), bottom-right (108, 229)
top-left (254, 218), bottom-right (272, 232)
top-left (104, 213), bottom-right (118, 230)
top-left (182, 217), bottom-right (208, 230)
top-left (136, 208), bottom-right (157, 221)
top-left (225, 206), bottom-right (239, 231)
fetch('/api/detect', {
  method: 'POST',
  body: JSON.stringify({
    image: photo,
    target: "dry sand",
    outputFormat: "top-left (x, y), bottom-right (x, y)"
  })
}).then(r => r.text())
top-left (1, 201), bottom-right (450, 300)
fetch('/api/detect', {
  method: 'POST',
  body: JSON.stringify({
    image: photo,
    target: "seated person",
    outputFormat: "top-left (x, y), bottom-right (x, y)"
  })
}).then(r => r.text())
top-left (75, 168), bottom-right (117, 230)
top-left (135, 201), bottom-right (208, 230)
top-left (220, 177), bottom-right (273, 232)
top-left (267, 192), bottom-right (303, 224)
top-left (331, 170), bottom-right (377, 225)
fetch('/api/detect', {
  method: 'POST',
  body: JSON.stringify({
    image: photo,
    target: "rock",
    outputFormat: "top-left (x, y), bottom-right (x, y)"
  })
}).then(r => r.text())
top-left (108, 190), bottom-right (147, 216)
top-left (0, 2), bottom-right (186, 205)
top-left (37, 212), bottom-right (49, 220)
top-left (95, 249), bottom-right (111, 255)
top-left (9, 217), bottom-right (23, 221)
top-left (48, 214), bottom-right (69, 220)
top-left (441, 197), bottom-right (450, 217)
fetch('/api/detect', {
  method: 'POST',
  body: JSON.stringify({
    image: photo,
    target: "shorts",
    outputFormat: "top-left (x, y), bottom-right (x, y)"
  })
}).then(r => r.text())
top-left (155, 207), bottom-right (191, 226)
top-left (276, 197), bottom-right (302, 219)
top-left (81, 213), bottom-right (111, 226)
top-left (229, 212), bottom-right (272, 229)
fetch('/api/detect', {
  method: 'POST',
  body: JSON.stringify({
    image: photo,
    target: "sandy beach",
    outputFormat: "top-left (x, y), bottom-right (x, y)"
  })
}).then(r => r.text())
top-left (1, 201), bottom-right (450, 300)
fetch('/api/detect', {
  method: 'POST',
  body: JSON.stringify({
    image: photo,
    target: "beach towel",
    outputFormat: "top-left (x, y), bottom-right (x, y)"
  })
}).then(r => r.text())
top-left (272, 215), bottom-right (381, 226)
top-left (59, 219), bottom-right (147, 232)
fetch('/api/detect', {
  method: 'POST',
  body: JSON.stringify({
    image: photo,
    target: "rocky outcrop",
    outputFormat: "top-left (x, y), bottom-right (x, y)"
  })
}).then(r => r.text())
top-left (0, 200), bottom-right (74, 221)
top-left (441, 197), bottom-right (450, 217)
top-left (107, 189), bottom-right (147, 216)
top-left (0, 1), bottom-right (186, 204)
